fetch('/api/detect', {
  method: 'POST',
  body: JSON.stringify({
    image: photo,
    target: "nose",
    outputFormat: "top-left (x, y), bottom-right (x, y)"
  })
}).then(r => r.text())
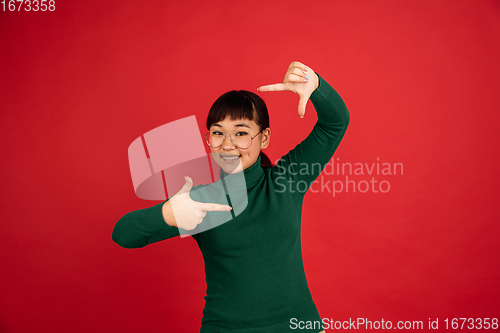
top-left (222, 133), bottom-right (236, 150)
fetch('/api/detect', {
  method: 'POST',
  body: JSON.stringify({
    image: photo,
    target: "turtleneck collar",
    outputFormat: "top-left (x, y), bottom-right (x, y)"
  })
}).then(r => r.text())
top-left (219, 155), bottom-right (265, 189)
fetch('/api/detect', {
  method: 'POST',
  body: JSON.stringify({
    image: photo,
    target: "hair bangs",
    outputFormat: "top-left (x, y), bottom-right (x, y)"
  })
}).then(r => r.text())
top-left (206, 91), bottom-right (259, 130)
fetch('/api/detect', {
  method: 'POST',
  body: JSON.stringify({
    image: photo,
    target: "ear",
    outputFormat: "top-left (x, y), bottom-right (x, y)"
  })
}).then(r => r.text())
top-left (261, 128), bottom-right (271, 149)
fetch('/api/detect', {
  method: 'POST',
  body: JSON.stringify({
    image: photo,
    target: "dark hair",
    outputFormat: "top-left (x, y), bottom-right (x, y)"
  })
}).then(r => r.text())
top-left (206, 90), bottom-right (274, 168)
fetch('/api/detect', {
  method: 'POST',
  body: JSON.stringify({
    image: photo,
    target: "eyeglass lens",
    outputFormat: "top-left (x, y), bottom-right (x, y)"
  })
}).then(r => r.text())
top-left (207, 131), bottom-right (253, 149)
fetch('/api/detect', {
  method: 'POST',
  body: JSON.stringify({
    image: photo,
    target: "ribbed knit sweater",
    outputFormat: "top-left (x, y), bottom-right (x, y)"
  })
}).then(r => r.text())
top-left (112, 73), bottom-right (350, 332)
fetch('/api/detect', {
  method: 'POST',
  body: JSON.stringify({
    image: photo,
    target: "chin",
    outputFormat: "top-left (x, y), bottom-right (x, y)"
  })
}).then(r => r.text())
top-left (215, 155), bottom-right (244, 174)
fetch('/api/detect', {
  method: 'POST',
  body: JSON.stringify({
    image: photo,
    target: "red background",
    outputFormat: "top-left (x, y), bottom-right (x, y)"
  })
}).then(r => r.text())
top-left (1, 1), bottom-right (499, 332)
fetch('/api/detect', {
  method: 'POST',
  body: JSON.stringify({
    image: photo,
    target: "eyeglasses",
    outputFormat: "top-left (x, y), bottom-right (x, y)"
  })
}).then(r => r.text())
top-left (205, 130), bottom-right (263, 150)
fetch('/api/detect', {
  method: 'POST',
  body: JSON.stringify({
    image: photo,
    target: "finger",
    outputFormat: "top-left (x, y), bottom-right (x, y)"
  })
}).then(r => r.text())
top-left (177, 176), bottom-right (193, 195)
top-left (289, 67), bottom-right (307, 78)
top-left (199, 202), bottom-right (233, 211)
top-left (257, 83), bottom-right (286, 92)
top-left (298, 95), bottom-right (308, 118)
top-left (284, 72), bottom-right (309, 84)
top-left (289, 61), bottom-right (308, 73)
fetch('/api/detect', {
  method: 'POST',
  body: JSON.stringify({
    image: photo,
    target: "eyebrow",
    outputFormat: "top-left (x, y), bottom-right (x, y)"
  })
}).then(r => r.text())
top-left (212, 122), bottom-right (251, 129)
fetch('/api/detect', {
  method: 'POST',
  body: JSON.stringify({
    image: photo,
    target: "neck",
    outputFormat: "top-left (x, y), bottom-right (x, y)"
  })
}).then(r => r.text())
top-left (219, 155), bottom-right (264, 189)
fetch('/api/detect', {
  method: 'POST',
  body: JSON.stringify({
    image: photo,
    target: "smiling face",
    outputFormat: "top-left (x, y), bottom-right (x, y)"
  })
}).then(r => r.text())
top-left (206, 90), bottom-right (271, 173)
top-left (209, 116), bottom-right (270, 173)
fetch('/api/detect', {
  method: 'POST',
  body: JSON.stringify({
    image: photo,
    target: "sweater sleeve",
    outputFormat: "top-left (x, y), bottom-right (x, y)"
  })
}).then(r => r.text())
top-left (272, 72), bottom-right (350, 193)
top-left (112, 199), bottom-right (180, 249)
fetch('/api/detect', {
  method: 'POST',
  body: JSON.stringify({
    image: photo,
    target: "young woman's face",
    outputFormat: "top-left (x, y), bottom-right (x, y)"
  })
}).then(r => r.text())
top-left (209, 116), bottom-right (270, 173)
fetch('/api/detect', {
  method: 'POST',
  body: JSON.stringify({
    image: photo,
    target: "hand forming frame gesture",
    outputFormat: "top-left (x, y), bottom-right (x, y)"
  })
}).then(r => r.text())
top-left (257, 61), bottom-right (319, 118)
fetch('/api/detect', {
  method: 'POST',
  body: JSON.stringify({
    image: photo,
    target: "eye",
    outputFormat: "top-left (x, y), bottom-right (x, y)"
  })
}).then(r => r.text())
top-left (212, 131), bottom-right (223, 136)
top-left (235, 131), bottom-right (249, 136)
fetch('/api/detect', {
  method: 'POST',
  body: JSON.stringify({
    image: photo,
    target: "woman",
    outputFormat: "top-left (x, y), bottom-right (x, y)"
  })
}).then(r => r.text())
top-left (112, 61), bottom-right (350, 332)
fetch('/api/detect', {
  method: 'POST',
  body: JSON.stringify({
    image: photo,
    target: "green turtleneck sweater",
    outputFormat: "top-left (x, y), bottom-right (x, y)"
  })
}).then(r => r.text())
top-left (112, 73), bottom-right (350, 332)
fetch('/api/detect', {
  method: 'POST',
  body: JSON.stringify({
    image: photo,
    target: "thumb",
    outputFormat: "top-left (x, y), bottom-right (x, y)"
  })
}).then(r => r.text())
top-left (177, 176), bottom-right (193, 195)
top-left (298, 95), bottom-right (307, 118)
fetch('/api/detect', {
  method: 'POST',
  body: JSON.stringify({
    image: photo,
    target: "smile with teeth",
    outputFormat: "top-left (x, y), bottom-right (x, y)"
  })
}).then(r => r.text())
top-left (221, 154), bottom-right (240, 160)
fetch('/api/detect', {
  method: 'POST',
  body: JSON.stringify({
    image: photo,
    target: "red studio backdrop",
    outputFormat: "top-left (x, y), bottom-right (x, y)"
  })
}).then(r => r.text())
top-left (1, 1), bottom-right (499, 332)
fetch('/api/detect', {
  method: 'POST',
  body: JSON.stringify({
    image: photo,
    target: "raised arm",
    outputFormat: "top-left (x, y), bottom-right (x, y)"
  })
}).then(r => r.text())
top-left (259, 61), bottom-right (350, 193)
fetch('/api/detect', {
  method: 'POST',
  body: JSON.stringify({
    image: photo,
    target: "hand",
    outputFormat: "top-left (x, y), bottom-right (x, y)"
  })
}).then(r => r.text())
top-left (257, 61), bottom-right (319, 118)
top-left (162, 176), bottom-right (232, 230)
